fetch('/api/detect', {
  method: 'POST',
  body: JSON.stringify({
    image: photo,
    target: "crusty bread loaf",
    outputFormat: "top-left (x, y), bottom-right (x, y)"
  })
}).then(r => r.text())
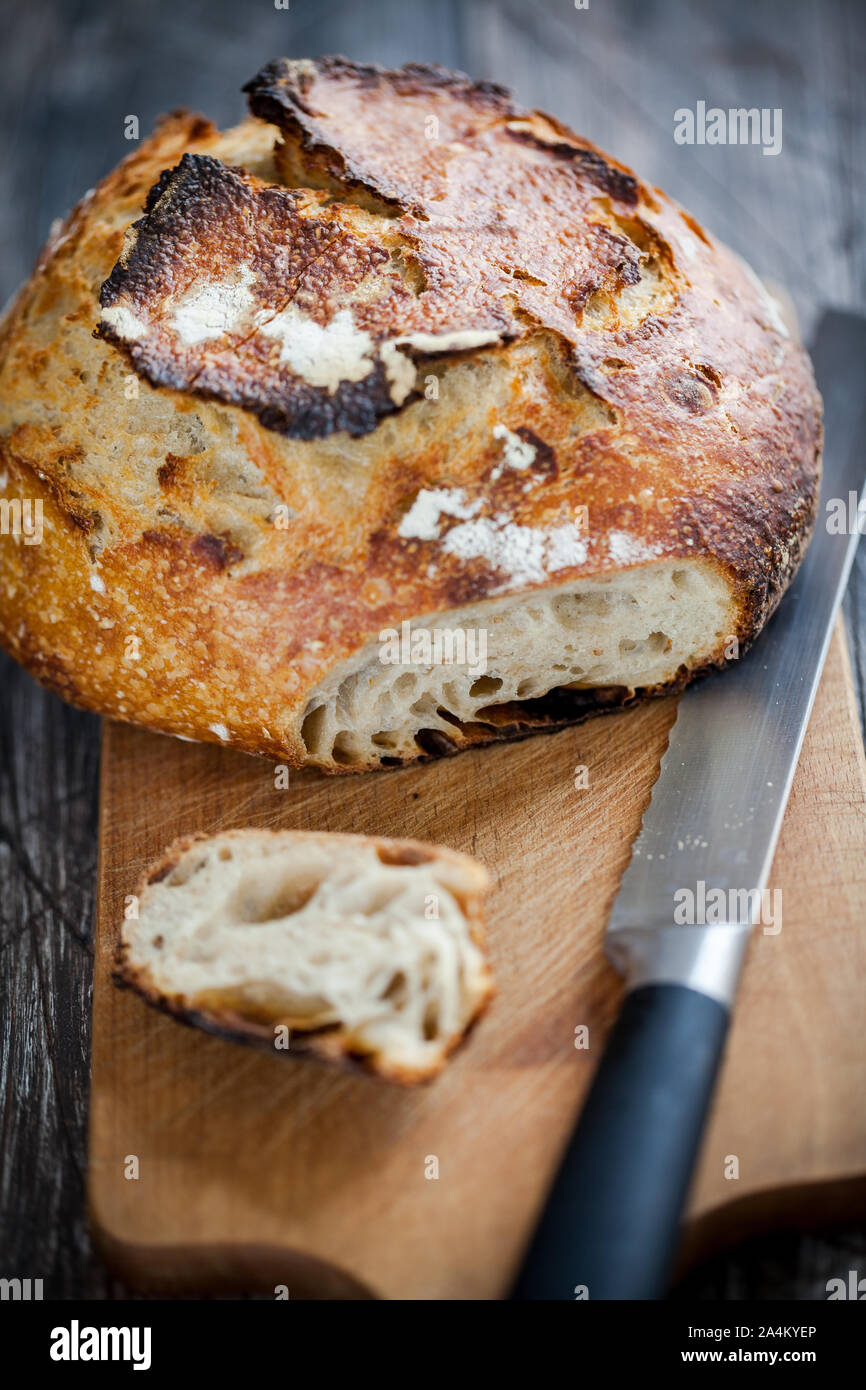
top-left (0, 58), bottom-right (821, 771)
top-left (114, 829), bottom-right (492, 1082)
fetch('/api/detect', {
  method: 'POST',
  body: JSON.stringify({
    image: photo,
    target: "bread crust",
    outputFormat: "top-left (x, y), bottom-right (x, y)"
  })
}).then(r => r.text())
top-left (0, 61), bottom-right (822, 771)
top-left (113, 829), bottom-right (493, 1084)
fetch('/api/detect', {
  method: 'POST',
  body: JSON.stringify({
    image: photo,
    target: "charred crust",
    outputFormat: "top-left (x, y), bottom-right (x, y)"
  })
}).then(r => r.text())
top-left (154, 109), bottom-right (217, 144)
top-left (243, 55), bottom-right (517, 123)
top-left (113, 954), bottom-right (494, 1083)
top-left (191, 532), bottom-right (245, 569)
top-left (257, 359), bottom-right (407, 440)
top-left (397, 661), bottom-right (743, 773)
top-left (99, 153), bottom-right (318, 316)
top-left (504, 125), bottom-right (640, 205)
top-left (110, 971), bottom-right (467, 1085)
top-left (97, 59), bottom-right (676, 442)
top-left (415, 728), bottom-right (461, 758)
top-left (147, 862), bottom-right (175, 885)
top-left (96, 152), bottom-right (428, 439)
top-left (111, 966), bottom-right (406, 1083)
top-left (157, 453), bottom-right (186, 489)
top-left (516, 428), bottom-right (557, 475)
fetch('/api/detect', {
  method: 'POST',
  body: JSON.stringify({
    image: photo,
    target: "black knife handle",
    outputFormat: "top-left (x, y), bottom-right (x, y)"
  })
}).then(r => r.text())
top-left (511, 982), bottom-right (730, 1301)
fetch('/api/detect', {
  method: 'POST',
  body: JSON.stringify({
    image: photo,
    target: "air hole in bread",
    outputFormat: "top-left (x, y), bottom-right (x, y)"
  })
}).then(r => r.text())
top-left (393, 672), bottom-right (417, 697)
top-left (233, 874), bottom-right (320, 923)
top-left (469, 675), bottom-right (503, 698)
top-left (372, 730), bottom-right (400, 748)
top-left (619, 630), bottom-right (670, 658)
top-left (423, 1003), bottom-right (441, 1042)
top-left (332, 731), bottom-right (364, 765)
top-left (382, 970), bottom-right (408, 1003)
top-left (300, 703), bottom-right (328, 756)
top-left (552, 590), bottom-right (635, 626)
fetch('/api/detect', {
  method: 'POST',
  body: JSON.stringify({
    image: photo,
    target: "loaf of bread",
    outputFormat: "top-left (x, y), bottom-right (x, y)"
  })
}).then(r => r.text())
top-left (0, 58), bottom-right (821, 771)
top-left (114, 829), bottom-right (493, 1082)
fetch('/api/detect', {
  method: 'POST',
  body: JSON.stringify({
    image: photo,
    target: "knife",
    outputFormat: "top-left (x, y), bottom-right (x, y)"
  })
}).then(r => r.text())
top-left (511, 309), bottom-right (866, 1301)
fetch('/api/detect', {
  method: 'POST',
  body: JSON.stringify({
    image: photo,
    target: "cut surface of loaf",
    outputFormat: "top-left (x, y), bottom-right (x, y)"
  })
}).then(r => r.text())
top-left (0, 58), bottom-right (822, 771)
top-left (305, 562), bottom-right (731, 766)
top-left (115, 830), bottom-right (493, 1082)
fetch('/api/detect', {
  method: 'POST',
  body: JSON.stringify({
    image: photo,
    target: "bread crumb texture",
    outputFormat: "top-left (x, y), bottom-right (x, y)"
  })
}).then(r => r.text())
top-left (115, 829), bottom-right (493, 1082)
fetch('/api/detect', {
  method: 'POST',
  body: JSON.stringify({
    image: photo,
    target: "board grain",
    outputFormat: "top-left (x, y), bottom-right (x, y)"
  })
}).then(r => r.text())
top-left (87, 621), bottom-right (866, 1299)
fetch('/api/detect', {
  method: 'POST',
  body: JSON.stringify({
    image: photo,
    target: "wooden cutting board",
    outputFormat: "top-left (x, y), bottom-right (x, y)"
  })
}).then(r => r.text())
top-left (88, 620), bottom-right (866, 1299)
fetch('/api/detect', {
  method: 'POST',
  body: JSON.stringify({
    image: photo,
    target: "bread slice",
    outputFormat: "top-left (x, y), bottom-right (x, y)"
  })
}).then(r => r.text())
top-left (114, 830), bottom-right (493, 1082)
top-left (0, 59), bottom-right (822, 771)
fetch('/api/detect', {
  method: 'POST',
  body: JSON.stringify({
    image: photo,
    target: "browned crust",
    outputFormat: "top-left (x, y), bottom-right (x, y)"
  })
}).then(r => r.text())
top-left (244, 56), bottom-right (640, 212)
top-left (97, 152), bottom-right (430, 441)
top-left (97, 57), bottom-right (657, 440)
top-left (0, 68), bottom-right (822, 772)
top-left (112, 829), bottom-right (493, 1084)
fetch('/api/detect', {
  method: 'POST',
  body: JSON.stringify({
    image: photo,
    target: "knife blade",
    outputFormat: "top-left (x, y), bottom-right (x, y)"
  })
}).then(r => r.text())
top-left (512, 309), bottom-right (866, 1301)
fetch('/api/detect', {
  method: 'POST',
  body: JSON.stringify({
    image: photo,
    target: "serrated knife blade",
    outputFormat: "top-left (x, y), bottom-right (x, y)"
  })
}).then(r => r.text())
top-left (513, 309), bottom-right (866, 1301)
top-left (607, 310), bottom-right (866, 1001)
